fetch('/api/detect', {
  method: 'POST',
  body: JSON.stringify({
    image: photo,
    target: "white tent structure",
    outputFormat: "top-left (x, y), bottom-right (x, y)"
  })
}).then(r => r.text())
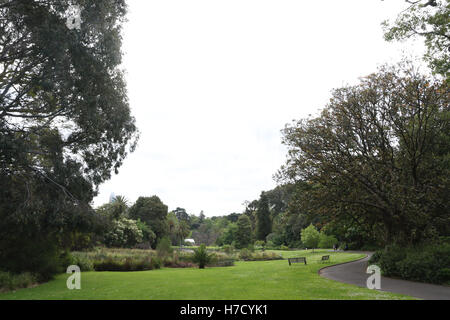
top-left (184, 238), bottom-right (195, 245)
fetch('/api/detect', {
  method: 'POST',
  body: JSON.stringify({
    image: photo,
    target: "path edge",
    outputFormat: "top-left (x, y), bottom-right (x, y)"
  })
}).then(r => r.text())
top-left (317, 253), bottom-right (369, 276)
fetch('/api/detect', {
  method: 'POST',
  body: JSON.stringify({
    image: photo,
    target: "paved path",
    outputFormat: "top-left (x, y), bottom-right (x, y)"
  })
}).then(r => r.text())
top-left (319, 252), bottom-right (450, 300)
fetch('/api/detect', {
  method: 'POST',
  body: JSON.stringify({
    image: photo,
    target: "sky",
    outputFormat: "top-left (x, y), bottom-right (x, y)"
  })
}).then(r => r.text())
top-left (93, 0), bottom-right (425, 217)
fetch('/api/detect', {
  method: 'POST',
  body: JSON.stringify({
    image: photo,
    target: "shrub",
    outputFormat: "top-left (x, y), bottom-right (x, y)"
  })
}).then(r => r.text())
top-left (376, 245), bottom-right (407, 277)
top-left (0, 271), bottom-right (37, 292)
top-left (222, 244), bottom-right (234, 254)
top-left (318, 233), bottom-right (338, 249)
top-left (371, 244), bottom-right (450, 284)
top-left (239, 248), bottom-right (252, 261)
top-left (72, 254), bottom-right (94, 272)
top-left (265, 240), bottom-right (277, 250)
top-left (238, 249), bottom-right (282, 261)
top-left (192, 244), bottom-right (213, 269)
top-left (93, 256), bottom-right (160, 272)
top-left (156, 237), bottom-right (173, 257)
top-left (280, 245), bottom-right (289, 251)
top-left (288, 240), bottom-right (303, 249)
top-left (254, 240), bottom-right (265, 250)
top-left (104, 218), bottom-right (144, 248)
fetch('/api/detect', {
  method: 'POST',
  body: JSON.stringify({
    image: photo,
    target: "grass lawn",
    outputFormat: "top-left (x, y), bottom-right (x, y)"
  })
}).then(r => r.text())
top-left (0, 250), bottom-right (413, 300)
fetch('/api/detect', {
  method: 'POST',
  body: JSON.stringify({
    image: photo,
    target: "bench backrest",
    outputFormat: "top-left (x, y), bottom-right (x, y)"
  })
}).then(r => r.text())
top-left (288, 257), bottom-right (307, 265)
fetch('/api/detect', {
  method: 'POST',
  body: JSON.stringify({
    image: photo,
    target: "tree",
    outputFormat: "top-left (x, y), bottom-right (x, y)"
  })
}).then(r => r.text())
top-left (235, 215), bottom-right (252, 249)
top-left (192, 244), bottom-right (213, 269)
top-left (278, 64), bottom-right (450, 246)
top-left (191, 219), bottom-right (221, 246)
top-left (301, 225), bottom-right (320, 252)
top-left (0, 0), bottom-right (137, 277)
top-left (104, 218), bottom-right (143, 248)
top-left (173, 207), bottom-right (190, 223)
top-left (318, 233), bottom-right (338, 249)
top-left (135, 219), bottom-right (156, 248)
top-left (167, 212), bottom-right (190, 246)
top-left (129, 196), bottom-right (169, 246)
top-left (383, 0), bottom-right (450, 79)
top-left (255, 192), bottom-right (272, 241)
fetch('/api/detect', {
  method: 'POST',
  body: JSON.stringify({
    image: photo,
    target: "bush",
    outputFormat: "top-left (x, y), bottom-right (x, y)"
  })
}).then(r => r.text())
top-left (222, 244), bottom-right (234, 254)
top-left (104, 218), bottom-right (144, 248)
top-left (288, 240), bottom-right (303, 249)
top-left (72, 254), bottom-right (94, 272)
top-left (376, 245), bottom-right (407, 278)
top-left (239, 248), bottom-right (252, 261)
top-left (370, 244), bottom-right (450, 284)
top-left (238, 249), bottom-right (283, 261)
top-left (318, 233), bottom-right (338, 249)
top-left (93, 256), bottom-right (161, 272)
top-left (0, 237), bottom-right (71, 282)
top-left (0, 271), bottom-right (37, 292)
top-left (156, 237), bottom-right (173, 257)
top-left (265, 240), bottom-right (277, 250)
top-left (266, 233), bottom-right (285, 246)
top-left (280, 245), bottom-right (289, 251)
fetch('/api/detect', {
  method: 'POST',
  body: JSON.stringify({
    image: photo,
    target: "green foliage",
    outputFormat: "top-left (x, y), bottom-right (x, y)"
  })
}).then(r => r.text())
top-left (279, 65), bottom-right (450, 246)
top-left (129, 196), bottom-right (169, 246)
top-left (222, 244), bottom-right (234, 254)
top-left (216, 223), bottom-right (238, 246)
top-left (0, 236), bottom-right (72, 282)
top-left (255, 192), bottom-right (272, 241)
top-left (382, 0), bottom-right (450, 79)
top-left (104, 218), bottom-right (144, 248)
top-left (156, 237), bottom-right (173, 258)
top-left (93, 257), bottom-right (161, 272)
top-left (192, 244), bottom-right (213, 269)
top-left (301, 225), bottom-right (320, 250)
top-left (135, 219), bottom-right (156, 248)
top-left (265, 240), bottom-right (276, 249)
top-left (0, 0), bottom-right (137, 278)
top-left (239, 248), bottom-right (252, 261)
top-left (370, 244), bottom-right (450, 284)
top-left (238, 249), bottom-right (283, 261)
top-left (0, 272), bottom-right (38, 292)
top-left (254, 240), bottom-right (265, 250)
top-left (318, 233), bottom-right (338, 249)
top-left (235, 215), bottom-right (252, 249)
top-left (71, 255), bottom-right (94, 272)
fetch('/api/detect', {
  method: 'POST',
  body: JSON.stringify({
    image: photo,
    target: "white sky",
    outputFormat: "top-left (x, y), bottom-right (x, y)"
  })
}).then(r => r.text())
top-left (93, 0), bottom-right (425, 216)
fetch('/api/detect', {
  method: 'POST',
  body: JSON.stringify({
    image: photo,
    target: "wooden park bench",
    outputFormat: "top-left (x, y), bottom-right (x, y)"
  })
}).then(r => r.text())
top-left (288, 257), bottom-right (307, 266)
top-left (320, 255), bottom-right (330, 263)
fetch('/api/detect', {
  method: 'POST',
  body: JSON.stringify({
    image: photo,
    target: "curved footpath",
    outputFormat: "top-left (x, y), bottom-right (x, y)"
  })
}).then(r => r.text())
top-left (319, 252), bottom-right (450, 300)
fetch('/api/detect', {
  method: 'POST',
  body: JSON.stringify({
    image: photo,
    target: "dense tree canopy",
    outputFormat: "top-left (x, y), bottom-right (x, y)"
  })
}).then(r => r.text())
top-left (278, 64), bottom-right (450, 246)
top-left (129, 196), bottom-right (169, 245)
top-left (0, 0), bottom-right (137, 276)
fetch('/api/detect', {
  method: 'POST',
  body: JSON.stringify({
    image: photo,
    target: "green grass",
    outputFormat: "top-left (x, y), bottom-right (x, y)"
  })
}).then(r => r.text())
top-left (0, 250), bottom-right (413, 300)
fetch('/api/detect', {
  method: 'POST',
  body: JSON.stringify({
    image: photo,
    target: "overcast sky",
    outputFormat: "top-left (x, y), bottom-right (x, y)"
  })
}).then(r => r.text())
top-left (93, 0), bottom-right (425, 216)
